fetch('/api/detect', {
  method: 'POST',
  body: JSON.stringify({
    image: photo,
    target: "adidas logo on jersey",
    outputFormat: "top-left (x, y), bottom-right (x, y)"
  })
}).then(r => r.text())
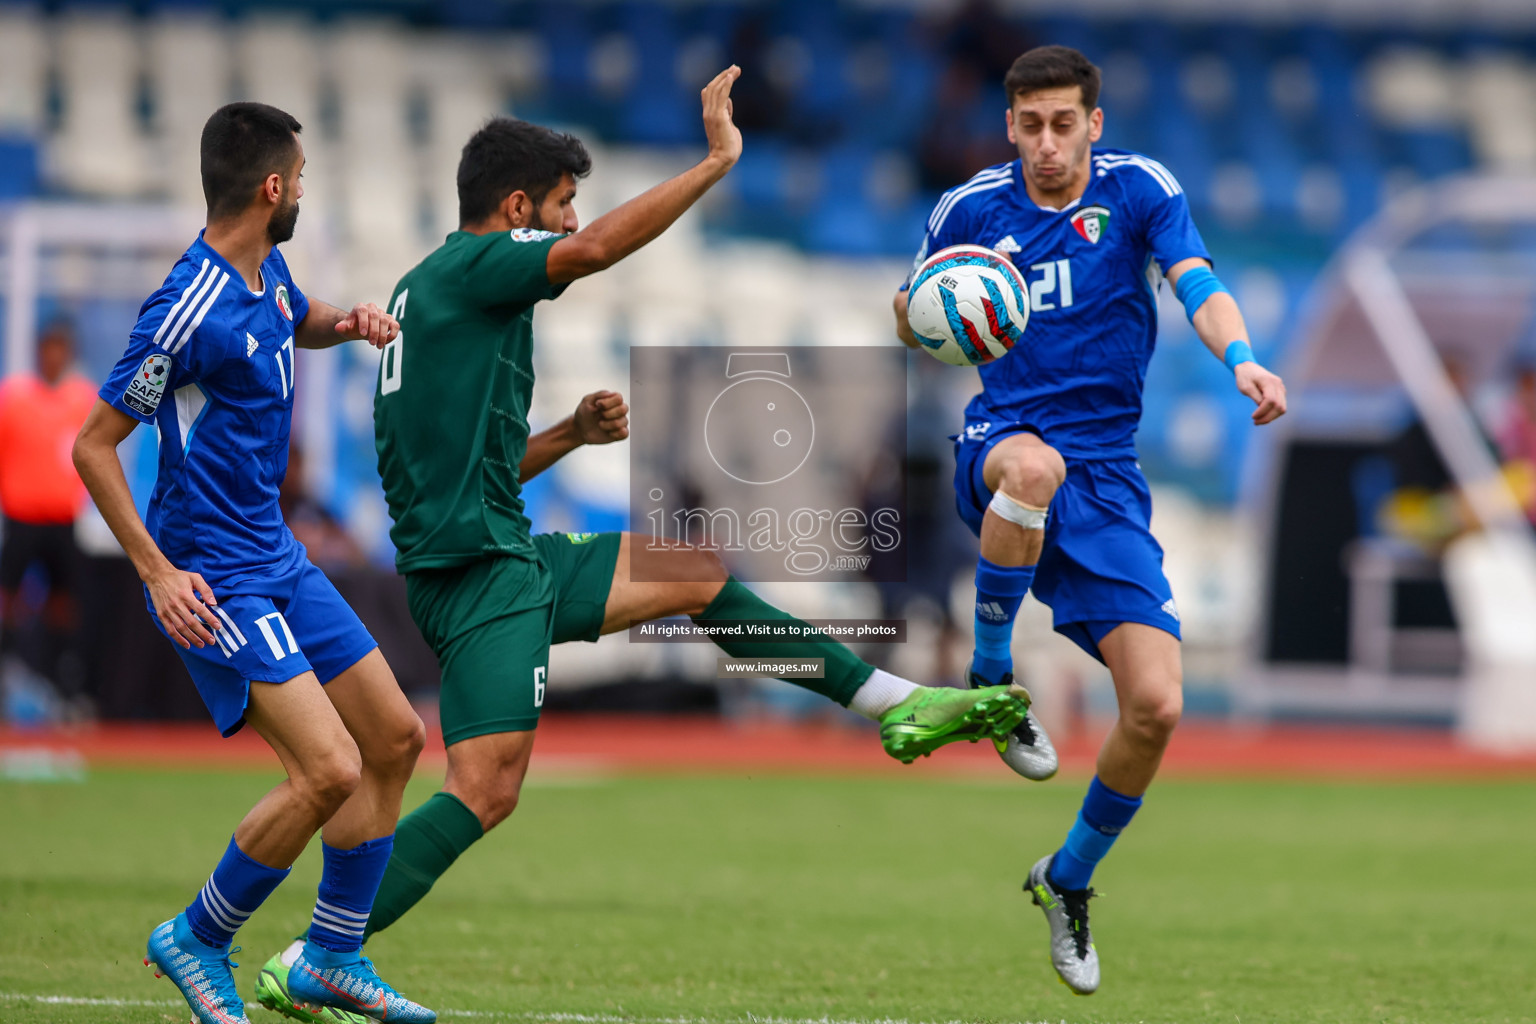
top-left (246, 333), bottom-right (259, 357)
top-left (1161, 598), bottom-right (1181, 622)
top-left (994, 235), bottom-right (1021, 254)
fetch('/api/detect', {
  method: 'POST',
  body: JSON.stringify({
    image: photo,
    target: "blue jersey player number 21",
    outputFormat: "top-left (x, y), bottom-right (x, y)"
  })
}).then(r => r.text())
top-left (893, 45), bottom-right (1287, 998)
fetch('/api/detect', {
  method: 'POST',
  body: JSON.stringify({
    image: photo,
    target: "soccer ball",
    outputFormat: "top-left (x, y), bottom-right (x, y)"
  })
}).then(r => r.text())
top-left (906, 245), bottom-right (1030, 366)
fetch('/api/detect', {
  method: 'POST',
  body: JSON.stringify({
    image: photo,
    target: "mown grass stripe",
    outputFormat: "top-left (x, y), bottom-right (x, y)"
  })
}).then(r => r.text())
top-left (0, 993), bottom-right (1057, 1024)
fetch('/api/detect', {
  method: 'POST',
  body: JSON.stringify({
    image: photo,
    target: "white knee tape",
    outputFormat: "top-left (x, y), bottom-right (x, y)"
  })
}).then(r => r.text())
top-left (989, 490), bottom-right (1048, 530)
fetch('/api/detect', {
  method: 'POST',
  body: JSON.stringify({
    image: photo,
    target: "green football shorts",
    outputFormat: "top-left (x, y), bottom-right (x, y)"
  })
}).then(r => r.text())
top-left (404, 531), bottom-right (621, 745)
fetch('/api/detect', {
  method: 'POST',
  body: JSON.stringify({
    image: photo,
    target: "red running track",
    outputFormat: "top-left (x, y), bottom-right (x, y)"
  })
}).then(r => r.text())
top-left (4, 715), bottom-right (1536, 779)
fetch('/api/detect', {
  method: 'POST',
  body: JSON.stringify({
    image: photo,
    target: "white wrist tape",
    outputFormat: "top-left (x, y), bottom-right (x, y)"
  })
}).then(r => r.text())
top-left (989, 490), bottom-right (1048, 530)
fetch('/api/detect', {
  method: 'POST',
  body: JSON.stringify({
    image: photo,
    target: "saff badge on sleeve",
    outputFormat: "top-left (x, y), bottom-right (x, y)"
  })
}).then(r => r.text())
top-left (124, 353), bottom-right (172, 415)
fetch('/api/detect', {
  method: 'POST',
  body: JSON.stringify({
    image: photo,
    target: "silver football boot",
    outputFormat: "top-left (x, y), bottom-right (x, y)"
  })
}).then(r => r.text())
top-left (964, 660), bottom-right (1058, 780)
top-left (1025, 854), bottom-right (1099, 995)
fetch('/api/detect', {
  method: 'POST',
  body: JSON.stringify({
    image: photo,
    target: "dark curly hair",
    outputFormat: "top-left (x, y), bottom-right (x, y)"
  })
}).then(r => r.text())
top-left (457, 118), bottom-right (593, 226)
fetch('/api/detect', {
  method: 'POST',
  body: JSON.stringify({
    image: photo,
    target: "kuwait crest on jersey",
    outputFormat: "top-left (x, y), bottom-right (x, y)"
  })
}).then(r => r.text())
top-left (1070, 205), bottom-right (1111, 244)
top-left (275, 283), bottom-right (294, 321)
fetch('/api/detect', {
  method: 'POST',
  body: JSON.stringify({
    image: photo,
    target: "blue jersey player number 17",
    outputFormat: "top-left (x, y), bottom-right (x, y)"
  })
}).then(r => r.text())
top-left (72, 101), bottom-right (436, 1024)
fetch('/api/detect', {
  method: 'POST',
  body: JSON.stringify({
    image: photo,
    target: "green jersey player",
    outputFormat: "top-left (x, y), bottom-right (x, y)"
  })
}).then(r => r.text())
top-left (257, 67), bottom-right (1029, 1020)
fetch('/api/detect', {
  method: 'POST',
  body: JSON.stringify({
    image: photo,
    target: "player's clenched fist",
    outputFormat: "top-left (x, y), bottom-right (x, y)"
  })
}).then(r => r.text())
top-left (336, 302), bottom-right (400, 349)
top-left (574, 390), bottom-right (629, 445)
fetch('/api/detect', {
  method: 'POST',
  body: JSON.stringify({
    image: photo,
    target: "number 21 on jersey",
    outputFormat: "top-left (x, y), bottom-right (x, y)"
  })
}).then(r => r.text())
top-left (1027, 259), bottom-right (1074, 312)
top-left (380, 289), bottom-right (407, 395)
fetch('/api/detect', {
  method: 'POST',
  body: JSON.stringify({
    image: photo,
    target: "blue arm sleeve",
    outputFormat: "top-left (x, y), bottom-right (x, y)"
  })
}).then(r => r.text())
top-left (1173, 267), bottom-right (1254, 372)
top-left (1172, 265), bottom-right (1229, 321)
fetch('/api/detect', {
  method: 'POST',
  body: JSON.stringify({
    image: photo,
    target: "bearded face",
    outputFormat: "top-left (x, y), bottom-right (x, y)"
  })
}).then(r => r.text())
top-left (267, 188), bottom-right (300, 245)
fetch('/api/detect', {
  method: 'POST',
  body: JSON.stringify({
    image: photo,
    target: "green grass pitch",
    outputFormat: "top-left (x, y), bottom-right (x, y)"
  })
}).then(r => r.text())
top-left (2, 765), bottom-right (1534, 1023)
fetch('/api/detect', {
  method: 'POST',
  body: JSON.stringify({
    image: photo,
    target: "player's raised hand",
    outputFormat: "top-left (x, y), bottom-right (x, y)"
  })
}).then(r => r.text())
top-left (573, 390), bottom-right (630, 445)
top-left (145, 566), bottom-right (221, 649)
top-left (336, 303), bottom-right (400, 350)
top-left (1236, 362), bottom-right (1288, 425)
top-left (701, 65), bottom-right (743, 168)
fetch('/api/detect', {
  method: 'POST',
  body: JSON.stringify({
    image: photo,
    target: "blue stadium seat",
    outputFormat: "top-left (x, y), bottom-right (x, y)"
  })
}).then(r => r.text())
top-left (805, 192), bottom-right (882, 256)
top-left (819, 143), bottom-right (869, 201)
top-left (616, 3), bottom-right (693, 145)
top-left (799, 24), bottom-right (849, 117)
top-left (1390, 128), bottom-right (1473, 181)
top-left (0, 137), bottom-right (39, 199)
top-left (538, 5), bottom-right (594, 100)
top-left (435, 0), bottom-right (517, 30)
top-left (730, 141), bottom-right (791, 209)
top-left (883, 196), bottom-right (931, 257)
top-left (1334, 157), bottom-right (1386, 232)
top-left (1032, 14), bottom-right (1097, 58)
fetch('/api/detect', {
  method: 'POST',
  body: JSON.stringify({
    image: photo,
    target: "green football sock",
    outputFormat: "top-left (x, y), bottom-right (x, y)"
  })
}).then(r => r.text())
top-left (361, 791), bottom-right (484, 940)
top-left (693, 577), bottom-right (874, 707)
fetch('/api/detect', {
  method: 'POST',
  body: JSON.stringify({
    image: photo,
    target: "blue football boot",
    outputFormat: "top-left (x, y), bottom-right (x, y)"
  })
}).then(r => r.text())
top-left (286, 943), bottom-right (436, 1023)
top-left (144, 913), bottom-right (250, 1024)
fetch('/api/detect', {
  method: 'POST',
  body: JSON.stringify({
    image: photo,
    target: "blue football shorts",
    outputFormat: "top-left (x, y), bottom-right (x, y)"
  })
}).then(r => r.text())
top-left (148, 559), bottom-right (378, 736)
top-left (953, 420), bottom-right (1181, 663)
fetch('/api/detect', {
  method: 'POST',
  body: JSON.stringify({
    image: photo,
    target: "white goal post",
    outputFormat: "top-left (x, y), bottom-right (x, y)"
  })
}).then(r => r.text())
top-left (0, 201), bottom-right (343, 543)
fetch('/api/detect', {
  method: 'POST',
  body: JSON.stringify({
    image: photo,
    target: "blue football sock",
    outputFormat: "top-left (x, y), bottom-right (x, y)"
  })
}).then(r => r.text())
top-left (183, 835), bottom-right (290, 949)
top-left (972, 557), bottom-right (1034, 684)
top-left (307, 834), bottom-right (395, 954)
top-left (1049, 776), bottom-right (1143, 891)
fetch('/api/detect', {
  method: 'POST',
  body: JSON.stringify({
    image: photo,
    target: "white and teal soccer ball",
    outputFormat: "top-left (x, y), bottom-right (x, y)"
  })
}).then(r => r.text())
top-left (907, 244), bottom-right (1030, 366)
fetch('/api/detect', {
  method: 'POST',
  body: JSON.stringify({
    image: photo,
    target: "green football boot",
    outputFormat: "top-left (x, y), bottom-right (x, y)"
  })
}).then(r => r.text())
top-left (254, 942), bottom-right (368, 1024)
top-left (879, 682), bottom-right (1031, 763)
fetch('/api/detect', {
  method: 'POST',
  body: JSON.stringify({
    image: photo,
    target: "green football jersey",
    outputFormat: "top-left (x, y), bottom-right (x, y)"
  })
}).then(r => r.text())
top-left (374, 228), bottom-right (567, 573)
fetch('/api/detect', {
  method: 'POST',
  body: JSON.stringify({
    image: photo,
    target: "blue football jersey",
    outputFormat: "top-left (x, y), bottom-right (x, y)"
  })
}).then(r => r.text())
top-left (908, 148), bottom-right (1210, 460)
top-left (101, 232), bottom-right (311, 593)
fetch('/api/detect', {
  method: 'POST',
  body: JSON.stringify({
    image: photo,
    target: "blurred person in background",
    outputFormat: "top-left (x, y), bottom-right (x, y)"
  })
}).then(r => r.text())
top-left (724, 14), bottom-right (791, 138)
top-left (1378, 352), bottom-right (1508, 550)
top-left (936, 0), bottom-right (1033, 84)
top-left (894, 45), bottom-right (1287, 995)
top-left (916, 1), bottom-right (1031, 193)
top-left (0, 319), bottom-right (96, 712)
top-left (916, 63), bottom-right (1012, 194)
top-left (281, 442), bottom-right (365, 570)
top-left (1497, 361), bottom-right (1536, 522)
